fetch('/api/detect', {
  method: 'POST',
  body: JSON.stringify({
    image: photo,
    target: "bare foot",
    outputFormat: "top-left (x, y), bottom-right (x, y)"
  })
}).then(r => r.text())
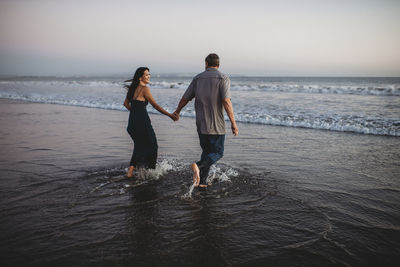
top-left (191, 163), bottom-right (200, 187)
top-left (199, 184), bottom-right (208, 188)
top-left (127, 166), bottom-right (135, 178)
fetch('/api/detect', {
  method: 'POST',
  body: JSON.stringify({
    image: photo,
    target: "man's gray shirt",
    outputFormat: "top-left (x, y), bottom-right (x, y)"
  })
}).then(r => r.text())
top-left (183, 68), bottom-right (231, 135)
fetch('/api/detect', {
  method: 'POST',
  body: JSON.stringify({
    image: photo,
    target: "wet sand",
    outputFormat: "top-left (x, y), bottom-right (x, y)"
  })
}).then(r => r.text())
top-left (1, 99), bottom-right (399, 266)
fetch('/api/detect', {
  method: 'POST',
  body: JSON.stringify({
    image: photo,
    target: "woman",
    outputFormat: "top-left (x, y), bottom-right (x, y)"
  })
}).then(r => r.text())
top-left (123, 67), bottom-right (176, 178)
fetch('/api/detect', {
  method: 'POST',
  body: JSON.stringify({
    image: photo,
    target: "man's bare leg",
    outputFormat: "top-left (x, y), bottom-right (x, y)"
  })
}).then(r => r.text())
top-left (191, 163), bottom-right (200, 187)
top-left (127, 166), bottom-right (135, 178)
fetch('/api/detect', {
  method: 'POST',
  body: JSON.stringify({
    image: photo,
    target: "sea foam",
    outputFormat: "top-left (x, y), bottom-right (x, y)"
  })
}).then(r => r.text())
top-left (1, 77), bottom-right (399, 136)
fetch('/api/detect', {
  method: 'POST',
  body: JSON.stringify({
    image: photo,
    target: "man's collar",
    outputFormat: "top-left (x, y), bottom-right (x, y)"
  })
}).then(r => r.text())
top-left (206, 67), bottom-right (218, 71)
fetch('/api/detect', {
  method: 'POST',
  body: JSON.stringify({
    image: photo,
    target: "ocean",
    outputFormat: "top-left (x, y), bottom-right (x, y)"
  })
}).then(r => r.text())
top-left (0, 75), bottom-right (399, 136)
top-left (0, 75), bottom-right (399, 266)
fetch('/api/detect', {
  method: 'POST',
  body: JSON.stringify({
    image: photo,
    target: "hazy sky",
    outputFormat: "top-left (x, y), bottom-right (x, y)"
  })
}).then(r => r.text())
top-left (1, 0), bottom-right (399, 76)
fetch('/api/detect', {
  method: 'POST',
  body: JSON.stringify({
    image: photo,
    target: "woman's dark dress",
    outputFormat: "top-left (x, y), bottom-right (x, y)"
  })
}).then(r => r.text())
top-left (127, 99), bottom-right (158, 169)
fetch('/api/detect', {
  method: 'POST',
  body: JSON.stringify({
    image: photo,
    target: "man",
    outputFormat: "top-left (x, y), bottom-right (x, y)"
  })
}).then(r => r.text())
top-left (173, 53), bottom-right (238, 188)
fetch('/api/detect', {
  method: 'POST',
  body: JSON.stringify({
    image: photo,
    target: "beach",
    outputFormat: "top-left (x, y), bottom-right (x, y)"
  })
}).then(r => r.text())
top-left (2, 0), bottom-right (400, 265)
top-left (1, 98), bottom-right (399, 266)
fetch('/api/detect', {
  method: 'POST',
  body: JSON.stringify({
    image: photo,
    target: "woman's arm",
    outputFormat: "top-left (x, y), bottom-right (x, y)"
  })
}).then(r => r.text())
top-left (143, 87), bottom-right (177, 121)
top-left (123, 98), bottom-right (131, 110)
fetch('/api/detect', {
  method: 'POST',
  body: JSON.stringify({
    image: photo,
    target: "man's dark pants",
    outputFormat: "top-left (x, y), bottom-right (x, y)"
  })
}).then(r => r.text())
top-left (196, 133), bottom-right (225, 185)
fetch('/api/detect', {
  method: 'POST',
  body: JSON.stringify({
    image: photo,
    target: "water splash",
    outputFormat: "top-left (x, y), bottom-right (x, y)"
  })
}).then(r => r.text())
top-left (134, 159), bottom-right (176, 180)
top-left (206, 165), bottom-right (239, 185)
top-left (182, 164), bottom-right (239, 199)
top-left (182, 183), bottom-right (195, 200)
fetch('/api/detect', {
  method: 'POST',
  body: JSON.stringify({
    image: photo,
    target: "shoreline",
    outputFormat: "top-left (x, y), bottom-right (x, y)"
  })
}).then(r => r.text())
top-left (1, 97), bottom-right (398, 138)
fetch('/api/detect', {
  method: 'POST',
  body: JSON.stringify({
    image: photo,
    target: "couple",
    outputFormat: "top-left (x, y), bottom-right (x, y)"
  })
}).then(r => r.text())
top-left (123, 53), bottom-right (238, 188)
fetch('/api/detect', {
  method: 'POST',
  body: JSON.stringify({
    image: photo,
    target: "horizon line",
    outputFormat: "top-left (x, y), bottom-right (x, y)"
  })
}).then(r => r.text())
top-left (1, 74), bottom-right (400, 79)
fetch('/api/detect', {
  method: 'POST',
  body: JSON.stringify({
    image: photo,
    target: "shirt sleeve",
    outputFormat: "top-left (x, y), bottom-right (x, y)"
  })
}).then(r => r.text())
top-left (182, 78), bottom-right (196, 101)
top-left (220, 76), bottom-right (231, 99)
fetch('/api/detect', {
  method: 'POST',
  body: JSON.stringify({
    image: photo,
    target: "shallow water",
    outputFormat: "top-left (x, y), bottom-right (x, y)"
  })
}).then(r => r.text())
top-left (0, 99), bottom-right (399, 266)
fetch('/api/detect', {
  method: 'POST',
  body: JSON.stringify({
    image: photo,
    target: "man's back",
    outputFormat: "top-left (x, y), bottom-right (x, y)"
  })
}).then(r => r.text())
top-left (173, 53), bottom-right (238, 187)
top-left (183, 68), bottom-right (230, 135)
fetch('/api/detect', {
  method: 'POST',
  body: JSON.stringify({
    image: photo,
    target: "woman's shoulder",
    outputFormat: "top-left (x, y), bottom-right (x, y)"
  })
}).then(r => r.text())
top-left (142, 85), bottom-right (151, 93)
top-left (136, 85), bottom-right (150, 94)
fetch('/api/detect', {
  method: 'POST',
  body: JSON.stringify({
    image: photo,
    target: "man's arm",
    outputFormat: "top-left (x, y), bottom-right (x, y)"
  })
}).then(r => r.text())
top-left (174, 78), bottom-right (195, 119)
top-left (223, 98), bottom-right (238, 136)
top-left (173, 97), bottom-right (189, 119)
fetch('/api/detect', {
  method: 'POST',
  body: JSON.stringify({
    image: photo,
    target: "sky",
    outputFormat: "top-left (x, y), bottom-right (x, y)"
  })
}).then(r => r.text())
top-left (0, 0), bottom-right (399, 76)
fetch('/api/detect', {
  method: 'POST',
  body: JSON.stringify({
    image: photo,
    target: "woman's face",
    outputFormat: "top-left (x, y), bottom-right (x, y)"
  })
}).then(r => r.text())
top-left (140, 70), bottom-right (150, 84)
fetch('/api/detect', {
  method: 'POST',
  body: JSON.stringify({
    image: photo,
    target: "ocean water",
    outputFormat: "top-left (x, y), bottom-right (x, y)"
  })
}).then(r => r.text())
top-left (1, 75), bottom-right (400, 266)
top-left (0, 99), bottom-right (399, 266)
top-left (0, 75), bottom-right (399, 136)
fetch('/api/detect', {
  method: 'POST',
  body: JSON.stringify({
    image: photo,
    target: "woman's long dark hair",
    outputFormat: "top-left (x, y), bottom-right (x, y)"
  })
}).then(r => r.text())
top-left (125, 67), bottom-right (149, 102)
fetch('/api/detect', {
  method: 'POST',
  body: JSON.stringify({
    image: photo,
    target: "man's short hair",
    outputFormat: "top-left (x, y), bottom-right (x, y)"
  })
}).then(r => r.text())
top-left (205, 53), bottom-right (220, 67)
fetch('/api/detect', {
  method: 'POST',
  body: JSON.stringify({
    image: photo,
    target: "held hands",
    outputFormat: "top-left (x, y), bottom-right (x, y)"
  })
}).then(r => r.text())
top-left (169, 112), bottom-right (179, 121)
top-left (172, 111), bottom-right (180, 121)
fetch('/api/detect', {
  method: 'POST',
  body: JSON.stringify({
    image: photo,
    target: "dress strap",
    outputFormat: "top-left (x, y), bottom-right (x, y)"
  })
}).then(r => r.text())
top-left (133, 85), bottom-right (145, 100)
